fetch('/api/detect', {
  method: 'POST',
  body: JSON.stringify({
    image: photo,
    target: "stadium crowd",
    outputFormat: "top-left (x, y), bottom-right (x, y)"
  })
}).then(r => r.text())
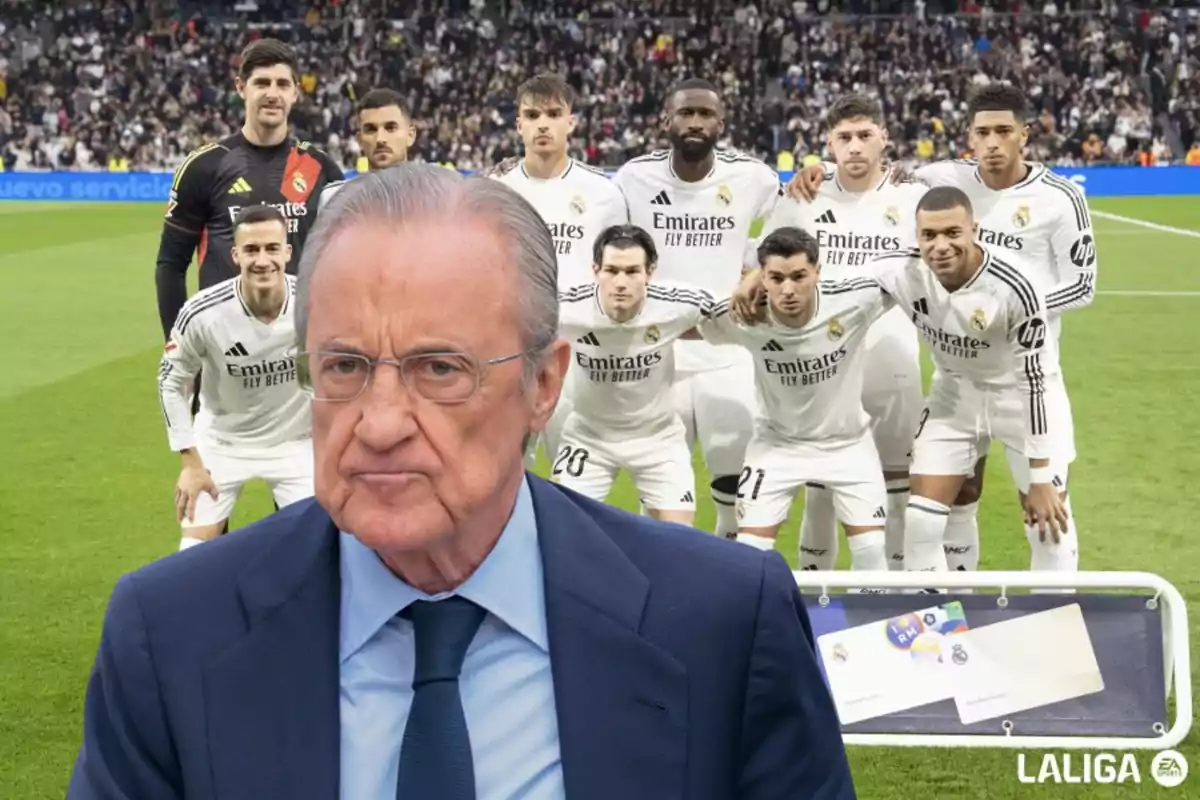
top-left (0, 0), bottom-right (1197, 171)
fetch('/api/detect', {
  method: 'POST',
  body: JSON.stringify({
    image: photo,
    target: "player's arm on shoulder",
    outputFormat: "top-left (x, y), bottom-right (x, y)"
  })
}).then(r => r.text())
top-left (1044, 177), bottom-right (1098, 313)
top-left (738, 552), bottom-right (856, 799)
top-left (308, 142), bottom-right (346, 182)
top-left (157, 145), bottom-right (219, 339)
top-left (67, 574), bottom-right (183, 800)
top-left (694, 297), bottom-right (746, 345)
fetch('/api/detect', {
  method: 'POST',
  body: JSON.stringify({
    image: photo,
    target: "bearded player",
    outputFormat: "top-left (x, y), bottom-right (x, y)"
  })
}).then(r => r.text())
top-left (496, 74), bottom-right (628, 464)
top-left (158, 206), bottom-right (312, 552)
top-left (157, 38), bottom-right (343, 340)
top-left (613, 78), bottom-right (782, 538)
top-left (319, 87), bottom-right (415, 209)
top-left (759, 94), bottom-right (927, 571)
top-left (789, 84), bottom-right (1094, 574)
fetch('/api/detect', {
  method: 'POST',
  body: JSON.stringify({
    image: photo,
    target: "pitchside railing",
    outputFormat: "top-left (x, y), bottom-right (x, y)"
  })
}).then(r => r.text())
top-left (794, 570), bottom-right (1192, 751)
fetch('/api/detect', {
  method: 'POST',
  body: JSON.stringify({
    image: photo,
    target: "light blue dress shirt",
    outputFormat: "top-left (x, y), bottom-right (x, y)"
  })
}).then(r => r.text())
top-left (339, 477), bottom-right (565, 799)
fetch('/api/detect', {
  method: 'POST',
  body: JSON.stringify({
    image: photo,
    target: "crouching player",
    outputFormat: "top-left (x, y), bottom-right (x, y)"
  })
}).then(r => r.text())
top-left (867, 187), bottom-right (1071, 573)
top-left (710, 227), bottom-right (893, 573)
top-left (556, 224), bottom-right (712, 526)
top-left (157, 205), bottom-right (314, 550)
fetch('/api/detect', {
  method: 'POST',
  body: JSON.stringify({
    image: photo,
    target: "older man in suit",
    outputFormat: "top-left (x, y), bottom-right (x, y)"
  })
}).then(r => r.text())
top-left (68, 163), bottom-right (856, 800)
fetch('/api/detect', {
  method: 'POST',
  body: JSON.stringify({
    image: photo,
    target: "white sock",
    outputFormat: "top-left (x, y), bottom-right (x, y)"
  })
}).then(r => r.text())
top-left (885, 479), bottom-right (909, 571)
top-left (1027, 496), bottom-right (1080, 572)
top-left (711, 478), bottom-right (739, 539)
top-left (943, 501), bottom-right (980, 571)
top-left (799, 484), bottom-right (838, 569)
top-left (736, 532), bottom-right (776, 551)
top-left (904, 498), bottom-right (951, 572)
top-left (847, 530), bottom-right (889, 571)
top-left (179, 536), bottom-right (203, 551)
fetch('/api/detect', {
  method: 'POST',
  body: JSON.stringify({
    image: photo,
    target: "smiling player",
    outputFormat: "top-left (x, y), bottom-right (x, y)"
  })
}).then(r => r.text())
top-left (157, 205), bottom-right (313, 551)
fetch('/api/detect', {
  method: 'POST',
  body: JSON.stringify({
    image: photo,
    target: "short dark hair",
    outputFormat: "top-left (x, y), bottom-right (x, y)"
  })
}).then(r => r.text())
top-left (916, 186), bottom-right (974, 216)
top-left (238, 38), bottom-right (298, 81)
top-left (592, 224), bottom-right (658, 268)
top-left (358, 88), bottom-right (409, 119)
top-left (516, 74), bottom-right (576, 110)
top-left (233, 204), bottom-right (287, 231)
top-left (757, 227), bottom-right (818, 267)
top-left (966, 83), bottom-right (1029, 125)
top-left (826, 94), bottom-right (884, 130)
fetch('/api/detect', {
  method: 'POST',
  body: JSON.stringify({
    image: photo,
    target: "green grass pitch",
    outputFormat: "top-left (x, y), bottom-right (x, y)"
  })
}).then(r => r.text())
top-left (1, 197), bottom-right (1197, 797)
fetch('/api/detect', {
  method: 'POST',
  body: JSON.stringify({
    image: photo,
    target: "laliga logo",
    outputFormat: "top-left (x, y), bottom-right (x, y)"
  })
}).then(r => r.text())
top-left (1017, 750), bottom-right (1188, 787)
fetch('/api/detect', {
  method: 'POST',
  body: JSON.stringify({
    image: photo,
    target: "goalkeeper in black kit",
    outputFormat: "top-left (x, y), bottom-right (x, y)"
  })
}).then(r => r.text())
top-left (155, 38), bottom-right (343, 339)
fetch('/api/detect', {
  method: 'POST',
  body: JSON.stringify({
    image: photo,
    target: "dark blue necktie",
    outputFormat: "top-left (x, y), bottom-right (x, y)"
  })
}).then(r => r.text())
top-left (396, 597), bottom-right (487, 800)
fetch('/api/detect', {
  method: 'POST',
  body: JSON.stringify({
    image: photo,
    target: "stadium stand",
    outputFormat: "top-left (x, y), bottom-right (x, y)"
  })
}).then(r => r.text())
top-left (0, 0), bottom-right (1196, 171)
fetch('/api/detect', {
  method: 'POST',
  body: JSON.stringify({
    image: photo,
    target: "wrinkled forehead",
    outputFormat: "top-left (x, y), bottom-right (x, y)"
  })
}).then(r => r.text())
top-left (307, 217), bottom-right (522, 346)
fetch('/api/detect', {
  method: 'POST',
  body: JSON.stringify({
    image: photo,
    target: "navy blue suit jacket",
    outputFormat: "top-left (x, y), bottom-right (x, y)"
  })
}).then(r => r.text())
top-left (68, 476), bottom-right (855, 799)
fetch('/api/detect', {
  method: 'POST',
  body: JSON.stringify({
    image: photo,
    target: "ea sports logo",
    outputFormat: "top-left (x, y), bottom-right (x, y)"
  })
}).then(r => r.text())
top-left (1150, 749), bottom-right (1188, 788)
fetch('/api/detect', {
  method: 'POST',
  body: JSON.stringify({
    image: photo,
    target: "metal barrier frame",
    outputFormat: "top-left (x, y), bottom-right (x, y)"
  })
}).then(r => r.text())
top-left (793, 570), bottom-right (1193, 750)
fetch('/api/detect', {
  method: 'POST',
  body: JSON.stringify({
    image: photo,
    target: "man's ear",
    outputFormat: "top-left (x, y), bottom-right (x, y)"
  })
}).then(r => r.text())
top-left (528, 339), bottom-right (571, 433)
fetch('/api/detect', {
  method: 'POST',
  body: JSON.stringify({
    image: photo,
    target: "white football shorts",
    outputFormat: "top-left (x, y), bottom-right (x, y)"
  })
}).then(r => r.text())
top-left (552, 413), bottom-right (695, 511)
top-left (737, 427), bottom-right (888, 529)
top-left (185, 435), bottom-right (315, 529)
top-left (861, 307), bottom-right (924, 472)
top-left (672, 344), bottom-right (757, 478)
top-left (909, 371), bottom-right (1076, 484)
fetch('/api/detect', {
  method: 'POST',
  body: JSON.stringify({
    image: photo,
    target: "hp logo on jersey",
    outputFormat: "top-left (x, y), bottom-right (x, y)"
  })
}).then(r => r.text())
top-left (1016, 317), bottom-right (1047, 350)
top-left (1070, 234), bottom-right (1096, 268)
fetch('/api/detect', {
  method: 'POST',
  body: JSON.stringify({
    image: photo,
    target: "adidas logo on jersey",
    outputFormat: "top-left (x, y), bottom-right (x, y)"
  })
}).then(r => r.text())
top-left (680, 491), bottom-right (694, 504)
top-left (873, 506), bottom-right (887, 520)
top-left (816, 210), bottom-right (837, 224)
top-left (577, 332), bottom-right (600, 346)
top-left (649, 190), bottom-right (671, 206)
top-left (912, 298), bottom-right (929, 316)
top-left (228, 177), bottom-right (253, 195)
top-left (762, 339), bottom-right (784, 352)
top-left (225, 341), bottom-right (250, 357)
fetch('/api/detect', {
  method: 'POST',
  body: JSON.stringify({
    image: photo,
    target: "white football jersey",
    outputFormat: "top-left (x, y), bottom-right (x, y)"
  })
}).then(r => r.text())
top-left (914, 160), bottom-right (1097, 336)
top-left (868, 246), bottom-right (1062, 459)
top-left (558, 281), bottom-right (712, 434)
top-left (498, 159), bottom-right (629, 288)
top-left (158, 276), bottom-right (310, 452)
top-left (614, 148), bottom-right (782, 371)
top-left (698, 278), bottom-right (891, 444)
top-left (763, 167), bottom-right (925, 279)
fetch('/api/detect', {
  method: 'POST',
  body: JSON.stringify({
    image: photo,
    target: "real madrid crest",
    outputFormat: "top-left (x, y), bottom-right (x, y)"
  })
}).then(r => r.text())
top-left (644, 324), bottom-right (661, 344)
top-left (716, 184), bottom-right (733, 206)
top-left (970, 309), bottom-right (987, 332)
top-left (291, 170), bottom-right (308, 194)
top-left (569, 194), bottom-right (586, 215)
top-left (832, 643), bottom-right (850, 663)
top-left (827, 317), bottom-right (844, 340)
top-left (883, 206), bottom-right (900, 228)
top-left (1013, 204), bottom-right (1031, 228)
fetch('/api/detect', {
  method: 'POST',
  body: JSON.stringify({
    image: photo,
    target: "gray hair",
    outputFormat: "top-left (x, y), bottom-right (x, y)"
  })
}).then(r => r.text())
top-left (295, 163), bottom-right (559, 377)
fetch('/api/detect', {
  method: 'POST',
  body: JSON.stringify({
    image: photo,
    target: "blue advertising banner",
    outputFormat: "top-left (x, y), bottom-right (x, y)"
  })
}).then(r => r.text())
top-left (0, 165), bottom-right (1197, 202)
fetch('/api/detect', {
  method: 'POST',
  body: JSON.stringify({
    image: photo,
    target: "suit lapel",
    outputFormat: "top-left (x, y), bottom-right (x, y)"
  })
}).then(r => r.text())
top-left (203, 501), bottom-right (341, 800)
top-left (531, 477), bottom-right (687, 800)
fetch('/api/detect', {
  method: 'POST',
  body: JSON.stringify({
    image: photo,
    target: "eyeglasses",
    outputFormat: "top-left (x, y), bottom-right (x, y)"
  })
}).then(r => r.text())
top-left (295, 349), bottom-right (525, 404)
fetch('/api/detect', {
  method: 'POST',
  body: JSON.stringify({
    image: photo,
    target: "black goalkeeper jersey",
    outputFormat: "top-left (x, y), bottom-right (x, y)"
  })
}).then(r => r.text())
top-left (155, 132), bottom-right (344, 337)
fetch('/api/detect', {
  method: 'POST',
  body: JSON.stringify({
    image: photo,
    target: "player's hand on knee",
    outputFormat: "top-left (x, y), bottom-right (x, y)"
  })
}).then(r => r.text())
top-left (784, 164), bottom-right (825, 202)
top-left (175, 466), bottom-right (218, 523)
top-left (1024, 483), bottom-right (1067, 543)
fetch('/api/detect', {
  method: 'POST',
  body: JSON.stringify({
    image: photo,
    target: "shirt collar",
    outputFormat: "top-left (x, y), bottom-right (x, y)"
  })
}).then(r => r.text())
top-left (338, 475), bottom-right (547, 663)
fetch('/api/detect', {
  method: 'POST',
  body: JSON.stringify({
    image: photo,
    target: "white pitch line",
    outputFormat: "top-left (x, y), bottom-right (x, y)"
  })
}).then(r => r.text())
top-left (1091, 210), bottom-right (1200, 239)
top-left (1098, 290), bottom-right (1200, 297)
